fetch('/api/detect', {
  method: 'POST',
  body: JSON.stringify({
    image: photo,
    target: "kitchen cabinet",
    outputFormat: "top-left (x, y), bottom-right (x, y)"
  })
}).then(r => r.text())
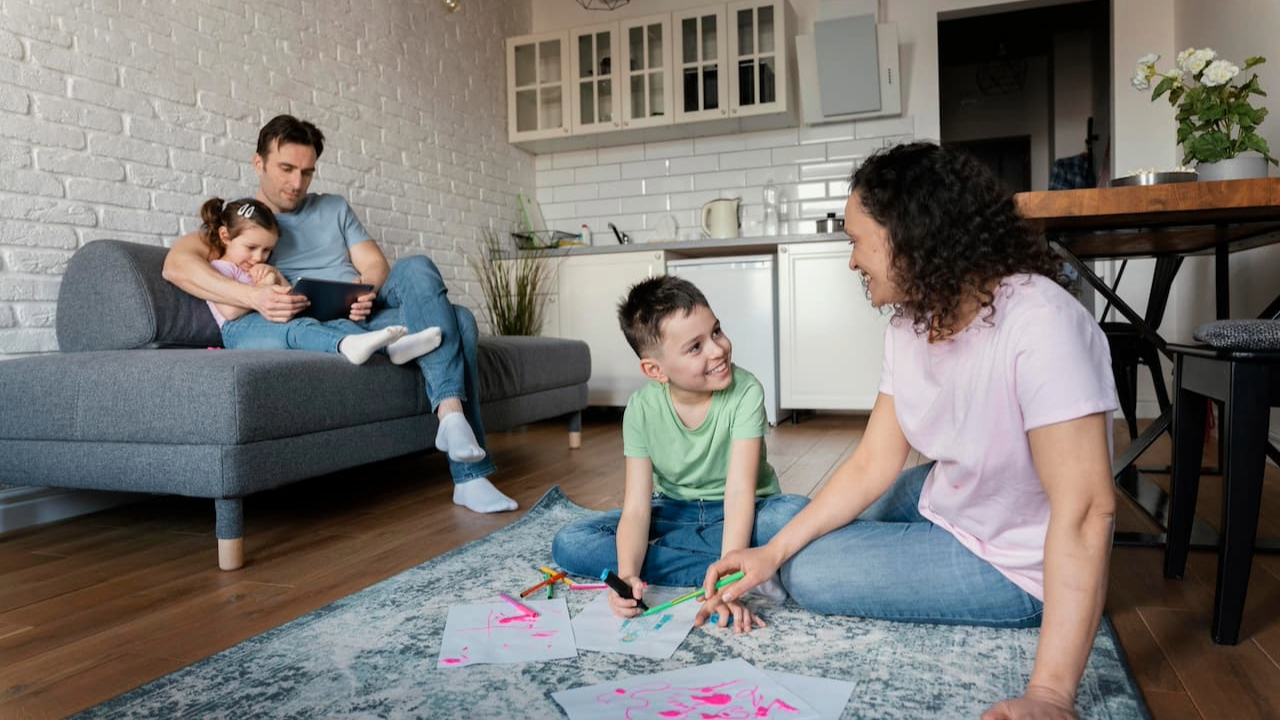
top-left (727, 0), bottom-right (789, 118)
top-left (506, 31), bottom-right (572, 142)
top-left (553, 251), bottom-right (666, 406)
top-left (672, 5), bottom-right (728, 124)
top-left (777, 240), bottom-right (888, 411)
top-left (569, 23), bottom-right (621, 134)
top-left (619, 14), bottom-right (674, 130)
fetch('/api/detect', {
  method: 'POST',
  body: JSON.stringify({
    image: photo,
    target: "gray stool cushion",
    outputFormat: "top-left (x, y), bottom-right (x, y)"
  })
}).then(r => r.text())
top-left (1193, 320), bottom-right (1280, 351)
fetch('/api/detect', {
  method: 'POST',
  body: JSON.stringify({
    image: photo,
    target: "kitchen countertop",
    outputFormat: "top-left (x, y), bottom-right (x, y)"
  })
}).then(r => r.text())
top-left (515, 232), bottom-right (849, 258)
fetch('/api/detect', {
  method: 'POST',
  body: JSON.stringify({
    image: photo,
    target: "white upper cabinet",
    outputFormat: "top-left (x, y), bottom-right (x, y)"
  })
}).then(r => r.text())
top-left (673, 5), bottom-right (729, 124)
top-left (619, 14), bottom-right (673, 130)
top-left (569, 23), bottom-right (622, 135)
top-left (507, 31), bottom-right (573, 142)
top-left (728, 0), bottom-right (788, 118)
top-left (507, 1), bottom-right (792, 149)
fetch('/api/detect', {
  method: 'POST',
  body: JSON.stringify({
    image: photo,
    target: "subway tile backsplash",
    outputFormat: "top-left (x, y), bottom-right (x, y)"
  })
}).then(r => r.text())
top-left (534, 117), bottom-right (914, 244)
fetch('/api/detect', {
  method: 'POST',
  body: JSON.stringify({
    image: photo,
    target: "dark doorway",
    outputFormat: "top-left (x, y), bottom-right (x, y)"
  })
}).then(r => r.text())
top-left (949, 135), bottom-right (1032, 193)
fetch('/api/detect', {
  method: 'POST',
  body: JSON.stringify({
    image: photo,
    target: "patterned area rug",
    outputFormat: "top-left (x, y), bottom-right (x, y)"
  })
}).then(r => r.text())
top-left (77, 487), bottom-right (1152, 720)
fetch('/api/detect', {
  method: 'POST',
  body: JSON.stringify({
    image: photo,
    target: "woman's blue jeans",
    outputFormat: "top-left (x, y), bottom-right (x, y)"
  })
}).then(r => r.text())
top-left (551, 493), bottom-right (810, 587)
top-left (220, 312), bottom-right (365, 354)
top-left (361, 255), bottom-right (495, 484)
top-left (781, 462), bottom-right (1044, 628)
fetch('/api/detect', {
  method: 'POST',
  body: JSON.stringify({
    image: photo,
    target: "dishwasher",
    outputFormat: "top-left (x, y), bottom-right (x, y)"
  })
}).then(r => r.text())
top-left (667, 255), bottom-right (783, 425)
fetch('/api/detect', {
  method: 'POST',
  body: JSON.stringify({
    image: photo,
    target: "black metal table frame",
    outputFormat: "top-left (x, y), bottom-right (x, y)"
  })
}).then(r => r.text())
top-left (1050, 224), bottom-right (1280, 551)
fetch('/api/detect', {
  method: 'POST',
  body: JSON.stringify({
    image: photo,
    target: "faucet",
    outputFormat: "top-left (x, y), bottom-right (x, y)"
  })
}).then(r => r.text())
top-left (608, 222), bottom-right (631, 244)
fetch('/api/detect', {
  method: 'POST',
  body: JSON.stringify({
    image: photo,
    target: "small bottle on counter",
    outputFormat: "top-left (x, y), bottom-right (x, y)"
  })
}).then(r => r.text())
top-left (579, 223), bottom-right (592, 245)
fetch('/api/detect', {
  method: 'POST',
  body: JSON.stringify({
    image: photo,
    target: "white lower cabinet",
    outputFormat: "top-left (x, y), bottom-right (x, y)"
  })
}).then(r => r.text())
top-left (777, 241), bottom-right (888, 411)
top-left (553, 251), bottom-right (666, 406)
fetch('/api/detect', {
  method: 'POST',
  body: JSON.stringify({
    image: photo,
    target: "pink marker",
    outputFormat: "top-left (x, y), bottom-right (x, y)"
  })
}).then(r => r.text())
top-left (498, 592), bottom-right (539, 618)
top-left (569, 583), bottom-right (609, 590)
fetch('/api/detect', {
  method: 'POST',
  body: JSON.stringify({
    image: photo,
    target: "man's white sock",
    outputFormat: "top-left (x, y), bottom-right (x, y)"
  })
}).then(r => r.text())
top-left (388, 326), bottom-right (443, 365)
top-left (338, 326), bottom-right (408, 365)
top-left (435, 411), bottom-right (486, 463)
top-left (453, 477), bottom-right (517, 513)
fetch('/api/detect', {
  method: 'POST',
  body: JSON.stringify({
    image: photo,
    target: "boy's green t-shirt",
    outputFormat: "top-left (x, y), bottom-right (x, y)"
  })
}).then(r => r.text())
top-left (622, 364), bottom-right (780, 501)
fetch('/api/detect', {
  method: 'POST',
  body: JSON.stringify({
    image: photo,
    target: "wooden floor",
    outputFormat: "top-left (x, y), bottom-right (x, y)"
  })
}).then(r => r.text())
top-left (0, 412), bottom-right (1277, 719)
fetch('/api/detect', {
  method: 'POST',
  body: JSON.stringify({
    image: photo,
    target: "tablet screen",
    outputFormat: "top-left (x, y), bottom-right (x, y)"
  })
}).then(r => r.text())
top-left (293, 278), bottom-right (374, 322)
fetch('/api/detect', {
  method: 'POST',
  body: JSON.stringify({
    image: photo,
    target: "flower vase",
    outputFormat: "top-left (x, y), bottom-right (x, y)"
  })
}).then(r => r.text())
top-left (1195, 153), bottom-right (1270, 182)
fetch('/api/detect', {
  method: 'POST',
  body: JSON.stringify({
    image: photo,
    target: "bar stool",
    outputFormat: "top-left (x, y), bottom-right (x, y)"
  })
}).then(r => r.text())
top-left (1163, 319), bottom-right (1280, 644)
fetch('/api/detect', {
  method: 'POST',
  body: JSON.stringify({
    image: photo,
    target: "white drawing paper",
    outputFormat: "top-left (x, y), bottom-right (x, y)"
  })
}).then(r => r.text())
top-left (437, 597), bottom-right (576, 667)
top-left (570, 587), bottom-right (699, 659)
top-left (551, 657), bottom-right (824, 720)
top-left (765, 670), bottom-right (856, 720)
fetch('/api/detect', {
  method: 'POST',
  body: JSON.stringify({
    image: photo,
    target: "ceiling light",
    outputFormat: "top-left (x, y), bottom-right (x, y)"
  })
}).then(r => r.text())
top-left (575, 0), bottom-right (630, 9)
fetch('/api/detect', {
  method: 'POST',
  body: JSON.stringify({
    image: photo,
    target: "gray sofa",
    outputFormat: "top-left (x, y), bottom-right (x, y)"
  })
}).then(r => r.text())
top-left (0, 240), bottom-right (591, 569)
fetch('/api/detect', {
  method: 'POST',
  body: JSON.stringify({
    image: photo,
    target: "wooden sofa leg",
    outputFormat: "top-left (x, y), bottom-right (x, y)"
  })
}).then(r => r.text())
top-left (568, 410), bottom-right (583, 450)
top-left (215, 498), bottom-right (245, 571)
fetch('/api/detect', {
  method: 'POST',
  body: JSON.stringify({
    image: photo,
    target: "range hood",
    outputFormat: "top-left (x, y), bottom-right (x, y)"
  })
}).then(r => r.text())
top-left (797, 9), bottom-right (902, 125)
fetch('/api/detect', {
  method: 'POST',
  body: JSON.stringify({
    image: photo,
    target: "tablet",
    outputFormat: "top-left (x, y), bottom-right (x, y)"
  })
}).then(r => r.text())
top-left (292, 277), bottom-right (375, 322)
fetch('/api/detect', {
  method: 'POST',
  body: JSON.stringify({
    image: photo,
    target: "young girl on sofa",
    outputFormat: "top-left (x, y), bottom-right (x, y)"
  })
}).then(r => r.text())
top-left (199, 197), bottom-right (441, 364)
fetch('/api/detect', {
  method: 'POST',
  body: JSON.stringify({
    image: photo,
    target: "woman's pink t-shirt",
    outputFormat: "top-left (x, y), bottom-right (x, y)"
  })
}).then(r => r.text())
top-left (878, 274), bottom-right (1117, 600)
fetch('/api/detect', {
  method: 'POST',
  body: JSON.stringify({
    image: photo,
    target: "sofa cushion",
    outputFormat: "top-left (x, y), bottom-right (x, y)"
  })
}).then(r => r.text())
top-left (0, 350), bottom-right (427, 445)
top-left (57, 239), bottom-right (222, 351)
top-left (477, 336), bottom-right (591, 402)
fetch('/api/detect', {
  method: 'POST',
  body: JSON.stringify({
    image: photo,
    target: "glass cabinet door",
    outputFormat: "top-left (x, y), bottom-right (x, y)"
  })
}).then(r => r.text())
top-left (570, 23), bottom-right (621, 134)
top-left (507, 31), bottom-right (572, 141)
top-left (619, 15), bottom-right (672, 129)
top-left (672, 6), bottom-right (728, 123)
top-left (728, 1), bottom-right (788, 117)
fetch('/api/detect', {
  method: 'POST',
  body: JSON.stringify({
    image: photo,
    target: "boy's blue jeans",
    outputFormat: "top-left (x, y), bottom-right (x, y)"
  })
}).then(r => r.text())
top-left (551, 493), bottom-right (809, 587)
top-left (781, 462), bottom-right (1044, 628)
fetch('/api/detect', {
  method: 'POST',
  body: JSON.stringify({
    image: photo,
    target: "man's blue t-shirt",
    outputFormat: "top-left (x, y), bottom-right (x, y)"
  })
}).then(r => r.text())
top-left (270, 193), bottom-right (370, 284)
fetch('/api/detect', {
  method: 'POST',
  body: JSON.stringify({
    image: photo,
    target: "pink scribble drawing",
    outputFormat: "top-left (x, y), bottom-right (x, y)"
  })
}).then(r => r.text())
top-left (594, 680), bottom-right (800, 720)
top-left (440, 604), bottom-right (568, 667)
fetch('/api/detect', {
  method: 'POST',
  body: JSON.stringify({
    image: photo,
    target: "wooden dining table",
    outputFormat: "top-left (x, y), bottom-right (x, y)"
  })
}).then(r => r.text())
top-left (1015, 177), bottom-right (1280, 549)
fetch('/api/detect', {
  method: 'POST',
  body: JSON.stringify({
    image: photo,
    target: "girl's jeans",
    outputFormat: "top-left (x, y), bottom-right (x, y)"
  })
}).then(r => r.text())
top-left (781, 462), bottom-right (1044, 628)
top-left (551, 493), bottom-right (810, 587)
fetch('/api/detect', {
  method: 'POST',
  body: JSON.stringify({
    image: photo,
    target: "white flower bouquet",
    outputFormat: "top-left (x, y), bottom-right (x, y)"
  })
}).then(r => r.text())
top-left (1132, 48), bottom-right (1275, 166)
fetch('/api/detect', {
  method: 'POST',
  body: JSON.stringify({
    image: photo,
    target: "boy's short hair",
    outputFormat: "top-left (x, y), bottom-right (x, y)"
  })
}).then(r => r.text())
top-left (618, 275), bottom-right (710, 358)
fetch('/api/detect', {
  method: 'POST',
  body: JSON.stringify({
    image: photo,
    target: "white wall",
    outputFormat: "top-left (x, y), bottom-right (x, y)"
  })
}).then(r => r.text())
top-left (0, 0), bottom-right (534, 357)
top-left (1053, 29), bottom-right (1094, 161)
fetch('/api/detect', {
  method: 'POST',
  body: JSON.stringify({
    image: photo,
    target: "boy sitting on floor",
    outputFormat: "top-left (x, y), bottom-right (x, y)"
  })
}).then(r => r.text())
top-left (551, 275), bottom-right (806, 632)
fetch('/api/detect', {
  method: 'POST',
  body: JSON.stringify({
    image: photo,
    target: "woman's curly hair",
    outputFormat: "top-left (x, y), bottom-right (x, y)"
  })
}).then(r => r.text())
top-left (851, 142), bottom-right (1070, 340)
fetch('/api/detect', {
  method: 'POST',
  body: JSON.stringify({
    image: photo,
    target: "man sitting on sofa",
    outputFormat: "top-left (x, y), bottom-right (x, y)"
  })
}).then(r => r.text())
top-left (163, 114), bottom-right (518, 514)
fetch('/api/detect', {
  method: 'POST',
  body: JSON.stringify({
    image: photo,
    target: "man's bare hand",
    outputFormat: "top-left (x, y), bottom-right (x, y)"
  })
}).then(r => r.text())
top-left (349, 289), bottom-right (376, 322)
top-left (252, 285), bottom-right (308, 322)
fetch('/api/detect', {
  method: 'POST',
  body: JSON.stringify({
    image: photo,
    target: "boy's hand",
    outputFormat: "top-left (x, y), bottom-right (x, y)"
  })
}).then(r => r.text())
top-left (607, 575), bottom-right (646, 619)
top-left (696, 595), bottom-right (766, 634)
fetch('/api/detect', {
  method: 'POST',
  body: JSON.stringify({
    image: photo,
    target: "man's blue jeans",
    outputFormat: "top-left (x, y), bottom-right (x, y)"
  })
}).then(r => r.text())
top-left (220, 312), bottom-right (366, 354)
top-left (551, 493), bottom-right (809, 586)
top-left (361, 255), bottom-right (495, 484)
top-left (781, 462), bottom-right (1044, 628)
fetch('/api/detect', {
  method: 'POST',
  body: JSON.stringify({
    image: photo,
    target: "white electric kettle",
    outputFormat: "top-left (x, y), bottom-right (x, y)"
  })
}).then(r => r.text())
top-left (701, 197), bottom-right (741, 239)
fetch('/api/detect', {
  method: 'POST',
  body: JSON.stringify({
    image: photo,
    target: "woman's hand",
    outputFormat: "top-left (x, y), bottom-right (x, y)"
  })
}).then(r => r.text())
top-left (698, 546), bottom-right (783, 610)
top-left (696, 595), bottom-right (766, 634)
top-left (607, 575), bottom-right (646, 619)
top-left (981, 686), bottom-right (1078, 720)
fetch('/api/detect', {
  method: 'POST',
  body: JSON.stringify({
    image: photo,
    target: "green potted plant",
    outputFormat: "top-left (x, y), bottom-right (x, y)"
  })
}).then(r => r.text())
top-left (469, 230), bottom-right (556, 336)
top-left (1132, 48), bottom-right (1276, 180)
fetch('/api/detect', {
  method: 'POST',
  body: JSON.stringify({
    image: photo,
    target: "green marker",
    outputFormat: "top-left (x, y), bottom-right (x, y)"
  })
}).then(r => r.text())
top-left (639, 571), bottom-right (746, 617)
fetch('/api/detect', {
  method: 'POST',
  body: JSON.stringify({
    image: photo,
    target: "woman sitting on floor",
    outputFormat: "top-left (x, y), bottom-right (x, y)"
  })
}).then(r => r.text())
top-left (701, 142), bottom-right (1119, 720)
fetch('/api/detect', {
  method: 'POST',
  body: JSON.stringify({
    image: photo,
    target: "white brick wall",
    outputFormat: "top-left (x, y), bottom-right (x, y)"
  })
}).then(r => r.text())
top-left (535, 115), bottom-right (915, 244)
top-left (0, 0), bottom-right (535, 356)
